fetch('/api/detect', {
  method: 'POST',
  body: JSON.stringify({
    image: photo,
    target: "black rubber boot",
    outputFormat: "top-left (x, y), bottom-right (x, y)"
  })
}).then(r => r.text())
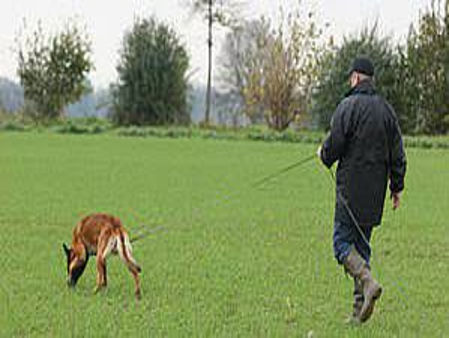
top-left (343, 247), bottom-right (382, 323)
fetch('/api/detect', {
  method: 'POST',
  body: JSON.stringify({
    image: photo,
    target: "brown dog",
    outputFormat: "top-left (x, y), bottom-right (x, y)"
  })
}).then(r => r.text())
top-left (63, 213), bottom-right (142, 298)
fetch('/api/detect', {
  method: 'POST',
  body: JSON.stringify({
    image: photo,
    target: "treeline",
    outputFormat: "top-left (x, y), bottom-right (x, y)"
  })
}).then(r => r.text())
top-left (2, 1), bottom-right (448, 135)
top-left (217, 1), bottom-right (449, 134)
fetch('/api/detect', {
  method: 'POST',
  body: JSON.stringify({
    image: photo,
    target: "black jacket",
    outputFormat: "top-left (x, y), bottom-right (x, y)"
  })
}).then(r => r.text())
top-left (320, 80), bottom-right (406, 227)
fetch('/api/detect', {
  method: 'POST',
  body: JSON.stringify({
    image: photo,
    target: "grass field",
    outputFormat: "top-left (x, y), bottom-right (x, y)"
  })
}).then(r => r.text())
top-left (0, 132), bottom-right (448, 337)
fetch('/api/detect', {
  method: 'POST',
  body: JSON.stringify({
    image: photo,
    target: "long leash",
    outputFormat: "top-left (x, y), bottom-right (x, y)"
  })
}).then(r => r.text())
top-left (326, 169), bottom-right (371, 249)
top-left (187, 153), bottom-right (318, 218)
top-left (126, 153), bottom-right (315, 244)
top-left (252, 154), bottom-right (316, 188)
top-left (130, 225), bottom-right (167, 243)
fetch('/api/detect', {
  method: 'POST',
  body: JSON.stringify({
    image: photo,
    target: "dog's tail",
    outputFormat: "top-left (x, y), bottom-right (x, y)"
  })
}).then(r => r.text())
top-left (117, 231), bottom-right (142, 274)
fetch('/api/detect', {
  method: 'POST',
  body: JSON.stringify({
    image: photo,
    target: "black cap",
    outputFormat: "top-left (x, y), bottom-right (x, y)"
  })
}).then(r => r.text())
top-left (348, 57), bottom-right (374, 77)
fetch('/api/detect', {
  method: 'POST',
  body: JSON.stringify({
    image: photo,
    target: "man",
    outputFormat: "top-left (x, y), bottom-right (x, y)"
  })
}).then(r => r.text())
top-left (317, 57), bottom-right (406, 324)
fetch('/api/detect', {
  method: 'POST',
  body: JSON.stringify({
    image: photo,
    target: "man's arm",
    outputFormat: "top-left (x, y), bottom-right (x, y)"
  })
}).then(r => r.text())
top-left (319, 100), bottom-right (352, 168)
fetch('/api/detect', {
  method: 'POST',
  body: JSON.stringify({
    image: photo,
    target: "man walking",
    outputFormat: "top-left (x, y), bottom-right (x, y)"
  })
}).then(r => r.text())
top-left (317, 57), bottom-right (407, 324)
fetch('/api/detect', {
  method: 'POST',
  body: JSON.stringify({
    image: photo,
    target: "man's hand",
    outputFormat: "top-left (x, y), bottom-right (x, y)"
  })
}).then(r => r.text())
top-left (316, 145), bottom-right (322, 160)
top-left (391, 191), bottom-right (401, 210)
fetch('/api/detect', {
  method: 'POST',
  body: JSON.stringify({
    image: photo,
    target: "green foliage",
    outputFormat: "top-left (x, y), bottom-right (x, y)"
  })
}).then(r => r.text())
top-left (16, 21), bottom-right (93, 121)
top-left (116, 125), bottom-right (325, 144)
top-left (400, 0), bottom-right (449, 134)
top-left (51, 118), bottom-right (112, 135)
top-left (311, 25), bottom-right (400, 130)
top-left (3, 119), bottom-right (449, 149)
top-left (0, 120), bottom-right (27, 132)
top-left (111, 17), bottom-right (190, 126)
top-left (115, 126), bottom-right (449, 149)
top-left (312, 2), bottom-right (449, 135)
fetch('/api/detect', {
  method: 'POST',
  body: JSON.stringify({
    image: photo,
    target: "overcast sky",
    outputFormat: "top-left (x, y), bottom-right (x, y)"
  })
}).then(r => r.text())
top-left (0, 0), bottom-right (430, 87)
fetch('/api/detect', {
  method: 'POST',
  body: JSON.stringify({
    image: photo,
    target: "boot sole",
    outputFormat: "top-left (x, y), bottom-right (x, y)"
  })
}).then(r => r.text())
top-left (359, 286), bottom-right (382, 323)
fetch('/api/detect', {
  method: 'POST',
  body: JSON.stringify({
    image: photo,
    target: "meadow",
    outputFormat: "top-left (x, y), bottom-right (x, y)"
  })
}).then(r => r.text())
top-left (0, 131), bottom-right (448, 337)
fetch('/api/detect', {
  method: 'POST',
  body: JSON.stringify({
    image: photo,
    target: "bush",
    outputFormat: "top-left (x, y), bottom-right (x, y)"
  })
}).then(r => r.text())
top-left (51, 118), bottom-right (112, 135)
top-left (112, 17), bottom-right (190, 126)
top-left (17, 21), bottom-right (93, 121)
top-left (0, 120), bottom-right (27, 132)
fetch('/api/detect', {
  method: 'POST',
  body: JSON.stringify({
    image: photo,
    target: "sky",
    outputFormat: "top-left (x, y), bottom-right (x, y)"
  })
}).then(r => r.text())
top-left (0, 0), bottom-right (431, 87)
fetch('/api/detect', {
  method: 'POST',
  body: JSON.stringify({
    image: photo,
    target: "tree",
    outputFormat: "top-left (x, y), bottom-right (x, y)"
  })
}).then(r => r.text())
top-left (311, 25), bottom-right (402, 131)
top-left (401, 0), bottom-right (449, 134)
top-left (112, 17), bottom-right (190, 126)
top-left (312, 2), bottom-right (449, 136)
top-left (16, 21), bottom-right (93, 120)
top-left (262, 10), bottom-right (328, 131)
top-left (218, 7), bottom-right (328, 131)
top-left (187, 0), bottom-right (244, 125)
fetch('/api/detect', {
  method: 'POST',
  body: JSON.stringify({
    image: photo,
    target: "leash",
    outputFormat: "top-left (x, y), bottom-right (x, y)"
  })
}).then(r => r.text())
top-left (326, 169), bottom-right (371, 249)
top-left (252, 154), bottom-right (316, 188)
top-left (126, 154), bottom-right (315, 244)
top-left (188, 153), bottom-right (318, 214)
top-left (130, 225), bottom-right (167, 243)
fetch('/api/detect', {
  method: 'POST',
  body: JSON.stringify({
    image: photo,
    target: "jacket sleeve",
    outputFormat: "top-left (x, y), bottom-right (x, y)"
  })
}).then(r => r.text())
top-left (389, 117), bottom-right (407, 193)
top-left (320, 99), bottom-right (353, 168)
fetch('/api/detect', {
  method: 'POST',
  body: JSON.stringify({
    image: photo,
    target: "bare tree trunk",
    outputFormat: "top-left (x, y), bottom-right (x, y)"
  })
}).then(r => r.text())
top-left (204, 0), bottom-right (213, 125)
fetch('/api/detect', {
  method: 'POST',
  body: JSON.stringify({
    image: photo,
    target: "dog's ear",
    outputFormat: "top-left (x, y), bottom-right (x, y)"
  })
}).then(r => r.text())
top-left (63, 243), bottom-right (70, 256)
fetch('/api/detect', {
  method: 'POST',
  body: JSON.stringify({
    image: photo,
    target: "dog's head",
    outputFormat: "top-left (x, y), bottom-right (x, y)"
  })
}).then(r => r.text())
top-left (63, 243), bottom-right (89, 287)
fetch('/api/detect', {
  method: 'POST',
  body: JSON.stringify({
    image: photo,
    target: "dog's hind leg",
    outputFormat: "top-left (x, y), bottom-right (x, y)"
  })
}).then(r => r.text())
top-left (117, 232), bottom-right (142, 299)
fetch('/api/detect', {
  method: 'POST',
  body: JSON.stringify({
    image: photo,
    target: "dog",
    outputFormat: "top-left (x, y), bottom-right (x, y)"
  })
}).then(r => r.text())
top-left (63, 213), bottom-right (142, 298)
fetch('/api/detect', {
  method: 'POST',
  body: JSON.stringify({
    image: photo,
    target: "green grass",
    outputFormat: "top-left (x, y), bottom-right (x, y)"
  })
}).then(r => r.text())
top-left (0, 132), bottom-right (448, 337)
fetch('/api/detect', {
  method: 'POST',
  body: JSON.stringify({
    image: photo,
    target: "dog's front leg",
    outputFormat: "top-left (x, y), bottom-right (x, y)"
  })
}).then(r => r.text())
top-left (95, 234), bottom-right (111, 293)
top-left (95, 257), bottom-right (107, 293)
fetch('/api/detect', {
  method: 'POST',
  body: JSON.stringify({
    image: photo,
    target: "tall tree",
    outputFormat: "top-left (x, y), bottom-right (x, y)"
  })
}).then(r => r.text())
top-left (112, 17), bottom-right (190, 126)
top-left (261, 10), bottom-right (328, 131)
top-left (187, 0), bottom-right (243, 125)
top-left (218, 7), bottom-right (329, 131)
top-left (402, 0), bottom-right (449, 134)
top-left (16, 21), bottom-right (93, 120)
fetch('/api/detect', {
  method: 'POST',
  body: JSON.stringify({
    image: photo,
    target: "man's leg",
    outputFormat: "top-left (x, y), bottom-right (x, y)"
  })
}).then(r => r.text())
top-left (353, 277), bottom-right (364, 316)
top-left (351, 225), bottom-right (381, 322)
top-left (333, 221), bottom-right (381, 323)
top-left (333, 220), bottom-right (362, 323)
top-left (333, 220), bottom-right (355, 265)
top-left (343, 247), bottom-right (382, 323)
top-left (354, 226), bottom-right (373, 265)
top-left (333, 219), bottom-right (373, 264)
top-left (351, 226), bottom-right (373, 322)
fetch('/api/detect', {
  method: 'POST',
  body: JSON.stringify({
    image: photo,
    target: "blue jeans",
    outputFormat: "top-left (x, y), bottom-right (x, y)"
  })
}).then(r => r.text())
top-left (333, 220), bottom-right (373, 265)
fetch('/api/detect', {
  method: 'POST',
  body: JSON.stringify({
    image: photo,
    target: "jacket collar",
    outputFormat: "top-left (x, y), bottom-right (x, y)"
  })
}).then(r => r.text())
top-left (345, 79), bottom-right (376, 97)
